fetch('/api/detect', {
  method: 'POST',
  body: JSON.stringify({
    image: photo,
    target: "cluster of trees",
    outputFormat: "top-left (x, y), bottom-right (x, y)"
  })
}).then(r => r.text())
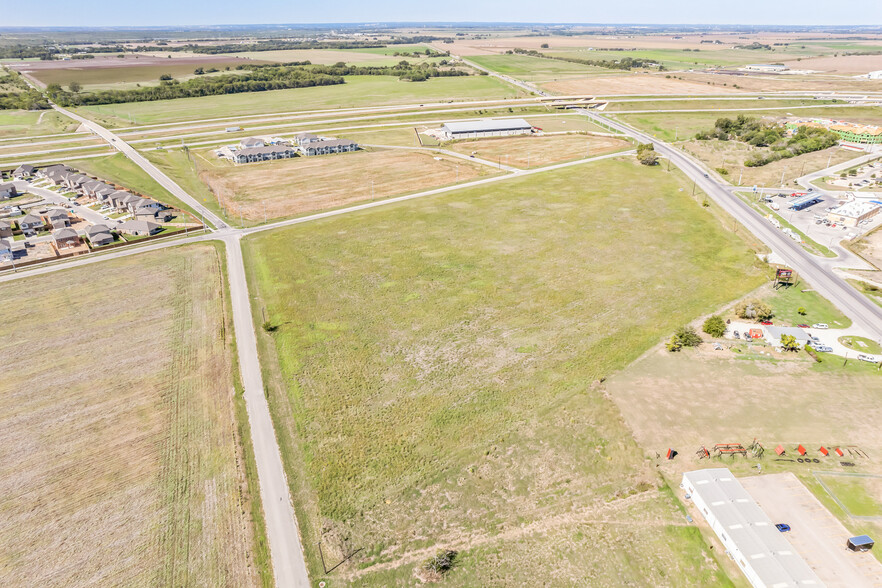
top-left (0, 71), bottom-right (50, 110)
top-left (47, 60), bottom-right (467, 106)
top-left (505, 47), bottom-right (662, 71)
top-left (666, 326), bottom-right (702, 352)
top-left (695, 115), bottom-right (839, 167)
top-left (735, 299), bottom-right (773, 321)
top-left (636, 142), bottom-right (658, 165)
top-left (736, 42), bottom-right (773, 50)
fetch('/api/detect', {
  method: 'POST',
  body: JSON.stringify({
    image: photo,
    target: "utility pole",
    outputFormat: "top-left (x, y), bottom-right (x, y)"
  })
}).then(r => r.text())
top-left (738, 169), bottom-right (743, 186)
top-left (263, 201), bottom-right (267, 224)
top-left (371, 179), bottom-right (374, 200)
top-left (826, 152), bottom-right (833, 169)
top-left (780, 169), bottom-right (785, 188)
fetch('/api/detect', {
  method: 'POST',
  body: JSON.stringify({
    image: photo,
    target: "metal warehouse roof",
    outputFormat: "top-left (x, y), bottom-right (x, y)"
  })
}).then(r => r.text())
top-left (683, 468), bottom-right (821, 587)
top-left (442, 118), bottom-right (532, 133)
top-left (829, 201), bottom-right (880, 218)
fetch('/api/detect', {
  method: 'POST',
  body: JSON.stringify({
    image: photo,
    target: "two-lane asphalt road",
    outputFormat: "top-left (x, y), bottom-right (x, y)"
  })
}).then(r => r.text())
top-left (581, 109), bottom-right (882, 342)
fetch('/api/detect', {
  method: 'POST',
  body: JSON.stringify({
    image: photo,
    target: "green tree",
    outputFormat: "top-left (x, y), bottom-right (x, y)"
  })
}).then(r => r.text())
top-left (797, 307), bottom-right (807, 316)
top-left (638, 150), bottom-right (659, 166)
top-left (702, 315), bottom-right (727, 337)
top-left (68, 80), bottom-right (81, 93)
top-left (193, 67), bottom-right (204, 75)
top-left (666, 335), bottom-right (683, 352)
top-left (780, 334), bottom-right (800, 351)
top-left (676, 326), bottom-right (703, 347)
top-left (159, 73), bottom-right (172, 81)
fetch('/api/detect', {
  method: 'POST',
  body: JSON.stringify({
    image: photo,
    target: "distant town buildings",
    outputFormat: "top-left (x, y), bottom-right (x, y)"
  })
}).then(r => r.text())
top-left (744, 63), bottom-right (789, 72)
top-left (440, 118), bottom-right (534, 140)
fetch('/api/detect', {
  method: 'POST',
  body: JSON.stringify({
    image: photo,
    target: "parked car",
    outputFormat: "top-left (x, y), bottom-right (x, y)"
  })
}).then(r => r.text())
top-left (760, 321), bottom-right (773, 326)
top-left (858, 354), bottom-right (877, 363)
top-left (797, 324), bottom-right (809, 328)
top-left (775, 523), bottom-right (791, 533)
top-left (733, 330), bottom-right (740, 339)
top-left (814, 345), bottom-right (833, 353)
top-left (743, 332), bottom-right (751, 340)
top-left (812, 323), bottom-right (829, 329)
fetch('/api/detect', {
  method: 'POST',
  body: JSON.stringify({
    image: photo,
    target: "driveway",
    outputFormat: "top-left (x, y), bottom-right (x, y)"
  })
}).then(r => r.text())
top-left (741, 473), bottom-right (882, 588)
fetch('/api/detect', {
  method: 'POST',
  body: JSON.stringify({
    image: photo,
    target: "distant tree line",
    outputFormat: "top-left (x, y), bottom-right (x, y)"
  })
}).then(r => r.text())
top-left (695, 115), bottom-right (839, 167)
top-left (0, 37), bottom-right (442, 60)
top-left (506, 47), bottom-right (663, 71)
top-left (46, 61), bottom-right (468, 107)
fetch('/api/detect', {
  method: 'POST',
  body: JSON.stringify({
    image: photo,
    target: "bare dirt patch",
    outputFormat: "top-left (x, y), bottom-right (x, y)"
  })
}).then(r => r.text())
top-left (0, 244), bottom-right (258, 587)
top-left (678, 71), bottom-right (882, 93)
top-left (543, 73), bottom-right (745, 96)
top-left (200, 148), bottom-right (493, 220)
top-left (781, 54), bottom-right (882, 75)
top-left (447, 133), bottom-right (631, 168)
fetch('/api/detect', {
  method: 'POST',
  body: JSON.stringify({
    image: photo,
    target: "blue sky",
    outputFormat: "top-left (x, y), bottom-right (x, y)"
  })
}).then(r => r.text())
top-left (2, 0), bottom-right (880, 27)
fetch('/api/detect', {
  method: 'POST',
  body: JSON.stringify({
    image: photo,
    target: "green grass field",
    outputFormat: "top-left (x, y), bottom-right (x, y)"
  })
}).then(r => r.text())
top-left (469, 53), bottom-right (609, 81)
top-left (0, 110), bottom-right (80, 139)
top-left (75, 75), bottom-right (528, 128)
top-left (243, 156), bottom-right (764, 584)
top-left (817, 474), bottom-right (882, 517)
top-left (766, 283), bottom-right (852, 328)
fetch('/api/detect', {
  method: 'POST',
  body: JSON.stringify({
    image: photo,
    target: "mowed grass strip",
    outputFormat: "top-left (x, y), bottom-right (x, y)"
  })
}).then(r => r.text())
top-left (446, 133), bottom-right (632, 168)
top-left (75, 75), bottom-right (528, 128)
top-left (0, 244), bottom-right (260, 587)
top-left (0, 110), bottom-right (80, 139)
top-left (197, 148), bottom-right (494, 220)
top-left (244, 157), bottom-right (763, 583)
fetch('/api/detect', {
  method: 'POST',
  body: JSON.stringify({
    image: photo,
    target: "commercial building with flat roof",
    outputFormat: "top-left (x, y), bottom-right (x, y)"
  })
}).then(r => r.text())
top-left (682, 468), bottom-right (821, 588)
top-left (827, 201), bottom-right (881, 227)
top-left (441, 118), bottom-right (533, 140)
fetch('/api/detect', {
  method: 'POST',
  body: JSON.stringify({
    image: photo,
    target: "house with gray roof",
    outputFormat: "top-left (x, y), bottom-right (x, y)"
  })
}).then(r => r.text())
top-left (295, 132), bottom-right (320, 147)
top-left (240, 137), bottom-right (265, 149)
top-left (45, 209), bottom-right (71, 229)
top-left (52, 227), bottom-right (80, 249)
top-left (0, 182), bottom-right (17, 200)
top-left (0, 220), bottom-right (11, 238)
top-left (18, 213), bottom-right (45, 236)
top-left (85, 224), bottom-right (114, 247)
top-left (13, 164), bottom-right (35, 179)
top-left (118, 220), bottom-right (161, 236)
top-left (441, 118), bottom-right (533, 140)
top-left (135, 202), bottom-right (172, 222)
top-left (764, 326), bottom-right (812, 348)
top-left (231, 144), bottom-right (298, 164)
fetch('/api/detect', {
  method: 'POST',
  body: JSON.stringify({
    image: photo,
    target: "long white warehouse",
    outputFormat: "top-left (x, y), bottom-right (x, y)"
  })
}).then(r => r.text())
top-left (682, 468), bottom-right (821, 588)
top-left (441, 118), bottom-right (533, 140)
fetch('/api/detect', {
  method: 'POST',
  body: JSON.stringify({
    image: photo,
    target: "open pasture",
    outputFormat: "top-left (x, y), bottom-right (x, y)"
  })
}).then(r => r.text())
top-left (242, 157), bottom-right (764, 583)
top-left (447, 133), bottom-right (631, 168)
top-left (75, 75), bottom-right (527, 128)
top-left (199, 147), bottom-right (493, 220)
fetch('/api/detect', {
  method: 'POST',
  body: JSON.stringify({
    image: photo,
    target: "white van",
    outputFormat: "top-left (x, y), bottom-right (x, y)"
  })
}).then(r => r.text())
top-left (858, 354), bottom-right (877, 363)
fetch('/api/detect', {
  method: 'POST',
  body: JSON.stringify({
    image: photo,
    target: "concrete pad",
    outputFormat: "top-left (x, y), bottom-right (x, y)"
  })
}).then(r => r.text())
top-left (741, 472), bottom-right (882, 587)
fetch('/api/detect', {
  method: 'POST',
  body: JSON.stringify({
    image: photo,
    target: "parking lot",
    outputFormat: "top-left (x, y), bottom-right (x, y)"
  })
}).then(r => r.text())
top-left (764, 190), bottom-right (882, 250)
top-left (741, 473), bottom-right (882, 587)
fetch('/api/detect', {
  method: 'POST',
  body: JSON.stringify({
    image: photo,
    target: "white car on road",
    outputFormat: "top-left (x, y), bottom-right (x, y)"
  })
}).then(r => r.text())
top-left (812, 323), bottom-right (829, 329)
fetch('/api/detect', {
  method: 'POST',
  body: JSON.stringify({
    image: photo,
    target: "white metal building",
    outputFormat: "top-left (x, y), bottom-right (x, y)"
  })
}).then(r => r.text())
top-left (826, 201), bottom-right (881, 227)
top-left (682, 468), bottom-right (821, 588)
top-left (441, 118), bottom-right (533, 140)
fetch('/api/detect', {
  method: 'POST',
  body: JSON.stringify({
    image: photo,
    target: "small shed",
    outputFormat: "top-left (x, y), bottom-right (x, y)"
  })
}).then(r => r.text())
top-left (819, 446), bottom-right (829, 456)
top-left (847, 535), bottom-right (874, 552)
top-left (835, 448), bottom-right (844, 457)
top-left (775, 445), bottom-right (785, 456)
top-left (797, 445), bottom-right (807, 456)
top-left (749, 328), bottom-right (763, 339)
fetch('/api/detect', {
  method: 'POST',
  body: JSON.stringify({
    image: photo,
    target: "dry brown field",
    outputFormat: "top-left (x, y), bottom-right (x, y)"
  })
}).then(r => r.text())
top-left (543, 73), bottom-right (746, 96)
top-left (681, 141), bottom-right (861, 187)
top-left (0, 244), bottom-right (259, 588)
top-left (781, 54), bottom-right (882, 75)
top-left (200, 148), bottom-right (493, 220)
top-left (447, 133), bottom-right (631, 168)
top-left (678, 72), bottom-right (882, 93)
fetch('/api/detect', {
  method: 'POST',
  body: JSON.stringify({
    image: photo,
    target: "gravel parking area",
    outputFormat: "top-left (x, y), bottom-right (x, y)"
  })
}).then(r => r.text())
top-left (741, 473), bottom-right (882, 587)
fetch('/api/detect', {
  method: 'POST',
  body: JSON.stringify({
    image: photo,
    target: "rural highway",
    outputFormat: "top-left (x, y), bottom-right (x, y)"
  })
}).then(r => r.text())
top-left (580, 108), bottom-right (882, 341)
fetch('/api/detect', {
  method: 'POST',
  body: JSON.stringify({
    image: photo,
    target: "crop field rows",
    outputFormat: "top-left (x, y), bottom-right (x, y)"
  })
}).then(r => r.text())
top-left (0, 245), bottom-right (259, 587)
